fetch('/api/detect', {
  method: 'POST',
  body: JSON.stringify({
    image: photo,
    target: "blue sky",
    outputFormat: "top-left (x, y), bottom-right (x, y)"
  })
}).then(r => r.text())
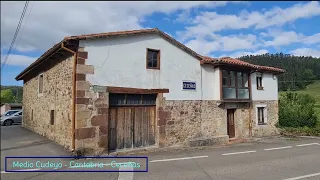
top-left (1, 1), bottom-right (320, 86)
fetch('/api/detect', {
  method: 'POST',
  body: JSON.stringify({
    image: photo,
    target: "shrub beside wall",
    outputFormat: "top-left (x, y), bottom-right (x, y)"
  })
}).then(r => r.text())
top-left (279, 92), bottom-right (318, 128)
top-left (279, 92), bottom-right (319, 136)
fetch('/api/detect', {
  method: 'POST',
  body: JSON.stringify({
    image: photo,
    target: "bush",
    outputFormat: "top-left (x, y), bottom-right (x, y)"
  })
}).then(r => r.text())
top-left (280, 126), bottom-right (320, 137)
top-left (279, 92), bottom-right (318, 128)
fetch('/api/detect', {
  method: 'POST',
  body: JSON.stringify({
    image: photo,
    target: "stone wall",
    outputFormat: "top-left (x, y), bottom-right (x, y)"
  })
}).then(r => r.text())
top-left (22, 55), bottom-right (73, 149)
top-left (74, 48), bottom-right (109, 155)
top-left (252, 100), bottom-right (279, 137)
top-left (157, 99), bottom-right (229, 147)
top-left (157, 100), bottom-right (279, 147)
top-left (1, 104), bottom-right (10, 116)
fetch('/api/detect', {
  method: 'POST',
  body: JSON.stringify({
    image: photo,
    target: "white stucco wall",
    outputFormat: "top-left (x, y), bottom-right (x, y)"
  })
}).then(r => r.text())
top-left (201, 65), bottom-right (213, 100)
top-left (213, 68), bottom-right (221, 100)
top-left (251, 72), bottom-right (279, 100)
top-left (80, 34), bottom-right (214, 100)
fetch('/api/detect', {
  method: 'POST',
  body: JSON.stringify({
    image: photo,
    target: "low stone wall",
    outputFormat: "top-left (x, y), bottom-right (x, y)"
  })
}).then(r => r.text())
top-left (157, 100), bottom-right (229, 147)
top-left (157, 100), bottom-right (279, 148)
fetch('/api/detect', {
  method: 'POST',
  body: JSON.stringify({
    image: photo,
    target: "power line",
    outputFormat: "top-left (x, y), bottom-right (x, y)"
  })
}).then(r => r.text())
top-left (1, 1), bottom-right (29, 70)
top-left (13, 1), bottom-right (35, 52)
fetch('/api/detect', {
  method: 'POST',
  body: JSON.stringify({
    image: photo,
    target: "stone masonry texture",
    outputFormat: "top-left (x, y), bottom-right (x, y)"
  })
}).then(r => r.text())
top-left (22, 55), bottom-right (74, 150)
top-left (252, 100), bottom-right (279, 137)
top-left (158, 99), bottom-right (279, 147)
top-left (73, 48), bottom-right (109, 155)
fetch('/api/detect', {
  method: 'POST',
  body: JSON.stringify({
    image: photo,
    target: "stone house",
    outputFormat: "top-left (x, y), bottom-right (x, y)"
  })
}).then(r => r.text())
top-left (15, 28), bottom-right (285, 155)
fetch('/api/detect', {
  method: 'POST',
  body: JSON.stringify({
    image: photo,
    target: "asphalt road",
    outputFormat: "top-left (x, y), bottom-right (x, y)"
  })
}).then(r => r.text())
top-left (1, 125), bottom-right (320, 180)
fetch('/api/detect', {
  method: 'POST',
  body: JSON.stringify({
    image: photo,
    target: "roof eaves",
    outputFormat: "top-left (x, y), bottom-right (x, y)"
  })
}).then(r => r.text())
top-left (15, 39), bottom-right (66, 81)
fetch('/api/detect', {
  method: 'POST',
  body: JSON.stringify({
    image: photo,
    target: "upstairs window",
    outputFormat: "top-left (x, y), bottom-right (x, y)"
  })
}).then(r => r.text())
top-left (256, 73), bottom-right (263, 90)
top-left (146, 48), bottom-right (160, 69)
top-left (38, 74), bottom-right (44, 95)
top-left (222, 70), bottom-right (249, 99)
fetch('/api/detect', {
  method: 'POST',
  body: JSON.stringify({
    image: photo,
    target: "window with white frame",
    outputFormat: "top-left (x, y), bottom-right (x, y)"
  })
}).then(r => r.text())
top-left (256, 105), bottom-right (267, 125)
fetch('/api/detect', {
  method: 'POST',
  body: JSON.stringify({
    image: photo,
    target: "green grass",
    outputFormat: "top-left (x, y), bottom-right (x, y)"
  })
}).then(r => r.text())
top-left (280, 80), bottom-right (320, 120)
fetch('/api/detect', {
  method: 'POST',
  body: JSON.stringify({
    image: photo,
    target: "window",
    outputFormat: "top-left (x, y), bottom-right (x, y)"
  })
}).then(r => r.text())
top-left (109, 94), bottom-right (157, 106)
top-left (222, 70), bottom-right (249, 99)
top-left (146, 48), bottom-right (160, 69)
top-left (257, 107), bottom-right (266, 125)
top-left (5, 110), bottom-right (19, 116)
top-left (31, 109), bottom-right (33, 121)
top-left (38, 74), bottom-right (44, 94)
top-left (256, 73), bottom-right (263, 90)
top-left (50, 110), bottom-right (55, 125)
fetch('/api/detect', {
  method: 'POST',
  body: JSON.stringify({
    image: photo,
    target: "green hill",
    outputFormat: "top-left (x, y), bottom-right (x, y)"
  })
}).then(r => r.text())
top-left (295, 80), bottom-right (320, 103)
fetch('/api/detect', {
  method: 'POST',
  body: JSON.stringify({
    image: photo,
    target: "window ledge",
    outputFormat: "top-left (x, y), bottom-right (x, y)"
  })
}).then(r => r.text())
top-left (146, 67), bottom-right (160, 70)
top-left (222, 99), bottom-right (252, 103)
top-left (257, 87), bottom-right (264, 90)
top-left (258, 123), bottom-right (267, 126)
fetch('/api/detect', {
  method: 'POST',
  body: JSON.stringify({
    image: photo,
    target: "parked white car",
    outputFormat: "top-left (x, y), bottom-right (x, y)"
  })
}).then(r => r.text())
top-left (1, 110), bottom-right (23, 126)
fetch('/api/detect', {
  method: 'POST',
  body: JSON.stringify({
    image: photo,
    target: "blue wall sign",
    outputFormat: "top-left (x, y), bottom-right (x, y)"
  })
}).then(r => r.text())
top-left (183, 81), bottom-right (196, 90)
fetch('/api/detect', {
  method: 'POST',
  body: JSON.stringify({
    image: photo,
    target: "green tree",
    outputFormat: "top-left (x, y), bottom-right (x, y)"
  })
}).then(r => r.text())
top-left (279, 92), bottom-right (317, 128)
top-left (0, 89), bottom-right (15, 103)
top-left (239, 53), bottom-right (320, 91)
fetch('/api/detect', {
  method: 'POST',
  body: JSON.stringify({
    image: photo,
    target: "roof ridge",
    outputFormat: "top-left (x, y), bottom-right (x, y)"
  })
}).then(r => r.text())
top-left (64, 28), bottom-right (158, 40)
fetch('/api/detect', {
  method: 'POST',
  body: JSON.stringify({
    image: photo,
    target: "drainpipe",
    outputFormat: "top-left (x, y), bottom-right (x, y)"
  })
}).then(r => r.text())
top-left (248, 70), bottom-right (255, 137)
top-left (249, 102), bottom-right (253, 137)
top-left (61, 42), bottom-right (77, 152)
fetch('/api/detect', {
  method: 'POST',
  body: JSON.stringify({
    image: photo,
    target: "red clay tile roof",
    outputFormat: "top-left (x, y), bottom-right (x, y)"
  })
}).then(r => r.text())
top-left (201, 56), bottom-right (285, 73)
top-left (16, 28), bottom-right (285, 80)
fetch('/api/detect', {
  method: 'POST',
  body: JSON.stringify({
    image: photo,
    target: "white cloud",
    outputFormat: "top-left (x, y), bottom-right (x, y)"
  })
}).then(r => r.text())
top-left (1, 54), bottom-right (36, 67)
top-left (219, 49), bottom-right (269, 58)
top-left (290, 48), bottom-right (320, 57)
top-left (303, 33), bottom-right (320, 45)
top-left (263, 30), bottom-right (303, 47)
top-left (261, 29), bottom-right (320, 47)
top-left (185, 33), bottom-right (260, 55)
top-left (185, 38), bottom-right (220, 55)
top-left (1, 1), bottom-right (239, 52)
top-left (177, 1), bottom-right (320, 57)
top-left (179, 1), bottom-right (320, 40)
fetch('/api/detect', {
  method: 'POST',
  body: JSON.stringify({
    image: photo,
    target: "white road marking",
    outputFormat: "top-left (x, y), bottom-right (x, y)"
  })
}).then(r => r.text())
top-left (150, 156), bottom-right (208, 163)
top-left (264, 146), bottom-right (292, 151)
top-left (282, 172), bottom-right (320, 180)
top-left (1, 168), bottom-right (41, 173)
top-left (296, 143), bottom-right (319, 147)
top-left (222, 150), bottom-right (257, 156)
top-left (118, 166), bottom-right (134, 180)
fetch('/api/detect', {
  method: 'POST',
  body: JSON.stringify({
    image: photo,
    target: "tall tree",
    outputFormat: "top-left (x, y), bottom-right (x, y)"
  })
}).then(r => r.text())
top-left (1, 89), bottom-right (15, 103)
top-left (239, 53), bottom-right (320, 91)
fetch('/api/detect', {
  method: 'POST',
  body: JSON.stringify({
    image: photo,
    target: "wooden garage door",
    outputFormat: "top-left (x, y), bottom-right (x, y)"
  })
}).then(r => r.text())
top-left (109, 94), bottom-right (156, 151)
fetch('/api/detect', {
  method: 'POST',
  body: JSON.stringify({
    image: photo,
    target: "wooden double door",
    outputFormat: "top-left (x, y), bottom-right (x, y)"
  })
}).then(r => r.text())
top-left (108, 106), bottom-right (156, 151)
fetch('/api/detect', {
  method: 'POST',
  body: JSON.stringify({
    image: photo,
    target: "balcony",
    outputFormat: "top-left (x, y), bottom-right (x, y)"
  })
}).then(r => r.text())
top-left (222, 70), bottom-right (251, 101)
